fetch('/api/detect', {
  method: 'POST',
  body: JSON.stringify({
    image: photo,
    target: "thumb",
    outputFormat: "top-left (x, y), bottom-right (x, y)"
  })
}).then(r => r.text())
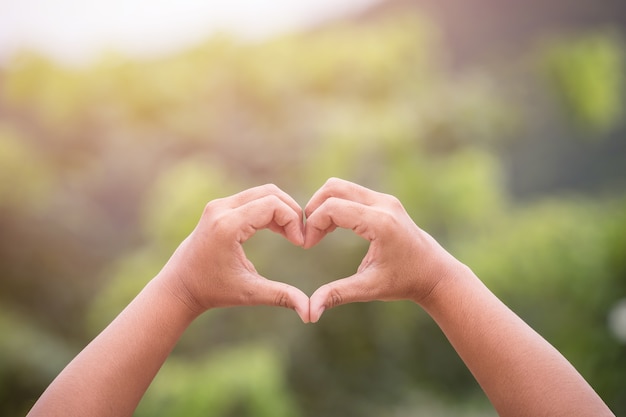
top-left (309, 271), bottom-right (377, 323)
top-left (246, 275), bottom-right (311, 323)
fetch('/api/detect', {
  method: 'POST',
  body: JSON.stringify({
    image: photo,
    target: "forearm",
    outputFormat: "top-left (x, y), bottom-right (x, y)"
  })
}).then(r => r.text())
top-left (27, 185), bottom-right (310, 416)
top-left (420, 263), bottom-right (614, 417)
top-left (27, 271), bottom-right (198, 417)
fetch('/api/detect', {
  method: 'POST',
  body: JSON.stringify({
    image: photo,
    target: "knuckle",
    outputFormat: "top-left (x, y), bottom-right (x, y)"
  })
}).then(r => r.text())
top-left (386, 194), bottom-right (404, 210)
top-left (275, 292), bottom-right (290, 308)
top-left (377, 211), bottom-right (398, 230)
top-left (265, 193), bottom-right (282, 205)
top-left (256, 193), bottom-right (280, 208)
top-left (211, 212), bottom-right (235, 238)
top-left (322, 196), bottom-right (340, 210)
top-left (325, 177), bottom-right (343, 189)
top-left (202, 199), bottom-right (221, 216)
top-left (258, 195), bottom-right (284, 216)
top-left (201, 201), bottom-right (235, 238)
top-left (327, 287), bottom-right (343, 308)
top-left (261, 183), bottom-right (281, 194)
top-left (273, 283), bottom-right (294, 309)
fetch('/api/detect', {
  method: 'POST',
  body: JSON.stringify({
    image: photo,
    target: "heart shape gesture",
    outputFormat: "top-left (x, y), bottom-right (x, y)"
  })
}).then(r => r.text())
top-left (29, 177), bottom-right (617, 417)
top-left (159, 178), bottom-right (458, 323)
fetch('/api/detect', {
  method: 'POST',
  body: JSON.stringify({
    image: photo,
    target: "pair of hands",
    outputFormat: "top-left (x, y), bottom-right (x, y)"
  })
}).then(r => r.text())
top-left (159, 178), bottom-right (460, 323)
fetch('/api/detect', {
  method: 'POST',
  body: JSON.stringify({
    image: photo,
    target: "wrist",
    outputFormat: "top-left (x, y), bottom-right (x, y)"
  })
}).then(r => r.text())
top-left (152, 268), bottom-right (207, 323)
top-left (412, 258), bottom-right (475, 310)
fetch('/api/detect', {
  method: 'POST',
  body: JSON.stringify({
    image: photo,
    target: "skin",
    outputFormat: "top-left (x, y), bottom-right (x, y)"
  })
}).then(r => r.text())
top-left (27, 178), bottom-right (615, 417)
top-left (27, 184), bottom-right (310, 417)
top-left (305, 178), bottom-right (615, 417)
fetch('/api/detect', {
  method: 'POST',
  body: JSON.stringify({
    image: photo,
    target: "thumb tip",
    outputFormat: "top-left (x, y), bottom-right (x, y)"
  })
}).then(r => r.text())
top-left (310, 305), bottom-right (326, 323)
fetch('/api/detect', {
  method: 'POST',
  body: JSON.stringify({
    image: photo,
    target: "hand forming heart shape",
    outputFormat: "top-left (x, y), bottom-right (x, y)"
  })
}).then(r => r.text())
top-left (159, 178), bottom-right (459, 324)
top-left (29, 177), bottom-right (616, 417)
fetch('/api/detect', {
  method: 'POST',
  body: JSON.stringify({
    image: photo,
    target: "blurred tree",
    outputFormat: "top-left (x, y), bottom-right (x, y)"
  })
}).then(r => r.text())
top-left (0, 127), bottom-right (52, 209)
top-left (540, 31), bottom-right (624, 133)
top-left (88, 157), bottom-right (239, 331)
top-left (457, 198), bottom-right (626, 414)
top-left (136, 345), bottom-right (301, 417)
top-left (1, 9), bottom-right (624, 417)
top-left (0, 307), bottom-right (73, 416)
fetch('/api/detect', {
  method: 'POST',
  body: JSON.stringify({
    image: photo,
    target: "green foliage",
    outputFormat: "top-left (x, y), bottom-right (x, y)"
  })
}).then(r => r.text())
top-left (136, 345), bottom-right (301, 417)
top-left (142, 158), bottom-right (239, 247)
top-left (88, 158), bottom-right (239, 331)
top-left (457, 198), bottom-right (626, 401)
top-left (0, 306), bottom-right (73, 416)
top-left (540, 32), bottom-right (624, 133)
top-left (0, 307), bottom-right (71, 380)
top-left (0, 127), bottom-right (52, 209)
top-left (2, 53), bottom-right (88, 127)
top-left (0, 9), bottom-right (625, 417)
top-left (86, 247), bottom-right (163, 333)
top-left (384, 148), bottom-right (506, 235)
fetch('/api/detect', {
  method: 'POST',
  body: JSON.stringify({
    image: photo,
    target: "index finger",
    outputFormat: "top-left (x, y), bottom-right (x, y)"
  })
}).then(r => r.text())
top-left (304, 197), bottom-right (387, 248)
top-left (237, 195), bottom-right (305, 246)
top-left (304, 178), bottom-right (382, 218)
top-left (226, 184), bottom-right (303, 221)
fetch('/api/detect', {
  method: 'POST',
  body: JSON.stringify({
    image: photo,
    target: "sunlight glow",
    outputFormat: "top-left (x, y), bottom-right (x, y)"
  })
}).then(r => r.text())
top-left (0, 0), bottom-right (380, 64)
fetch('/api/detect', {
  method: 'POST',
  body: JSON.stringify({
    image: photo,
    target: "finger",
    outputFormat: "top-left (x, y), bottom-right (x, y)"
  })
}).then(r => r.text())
top-left (305, 177), bottom-right (381, 218)
top-left (303, 222), bottom-right (336, 250)
top-left (245, 275), bottom-right (311, 323)
top-left (308, 270), bottom-right (378, 323)
top-left (304, 197), bottom-right (383, 248)
top-left (227, 184), bottom-right (303, 219)
top-left (231, 195), bottom-right (304, 246)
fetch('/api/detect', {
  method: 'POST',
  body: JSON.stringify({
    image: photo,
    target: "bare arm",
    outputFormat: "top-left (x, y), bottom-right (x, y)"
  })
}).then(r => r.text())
top-left (27, 184), bottom-right (310, 417)
top-left (26, 178), bottom-right (615, 417)
top-left (304, 178), bottom-right (614, 417)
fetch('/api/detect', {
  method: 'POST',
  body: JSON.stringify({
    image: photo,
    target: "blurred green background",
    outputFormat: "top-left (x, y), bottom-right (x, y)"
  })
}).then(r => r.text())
top-left (1, 0), bottom-right (625, 415)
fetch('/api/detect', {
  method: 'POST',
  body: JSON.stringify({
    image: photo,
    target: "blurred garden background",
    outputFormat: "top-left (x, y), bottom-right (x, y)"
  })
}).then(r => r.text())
top-left (1, 0), bottom-right (625, 415)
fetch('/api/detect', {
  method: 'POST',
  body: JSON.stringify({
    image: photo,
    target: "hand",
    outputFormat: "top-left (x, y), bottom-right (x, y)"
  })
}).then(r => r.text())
top-left (304, 178), bottom-right (462, 323)
top-left (158, 184), bottom-right (310, 322)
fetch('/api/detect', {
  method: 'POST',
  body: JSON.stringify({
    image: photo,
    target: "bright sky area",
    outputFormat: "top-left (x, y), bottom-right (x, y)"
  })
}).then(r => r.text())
top-left (0, 0), bottom-right (380, 65)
